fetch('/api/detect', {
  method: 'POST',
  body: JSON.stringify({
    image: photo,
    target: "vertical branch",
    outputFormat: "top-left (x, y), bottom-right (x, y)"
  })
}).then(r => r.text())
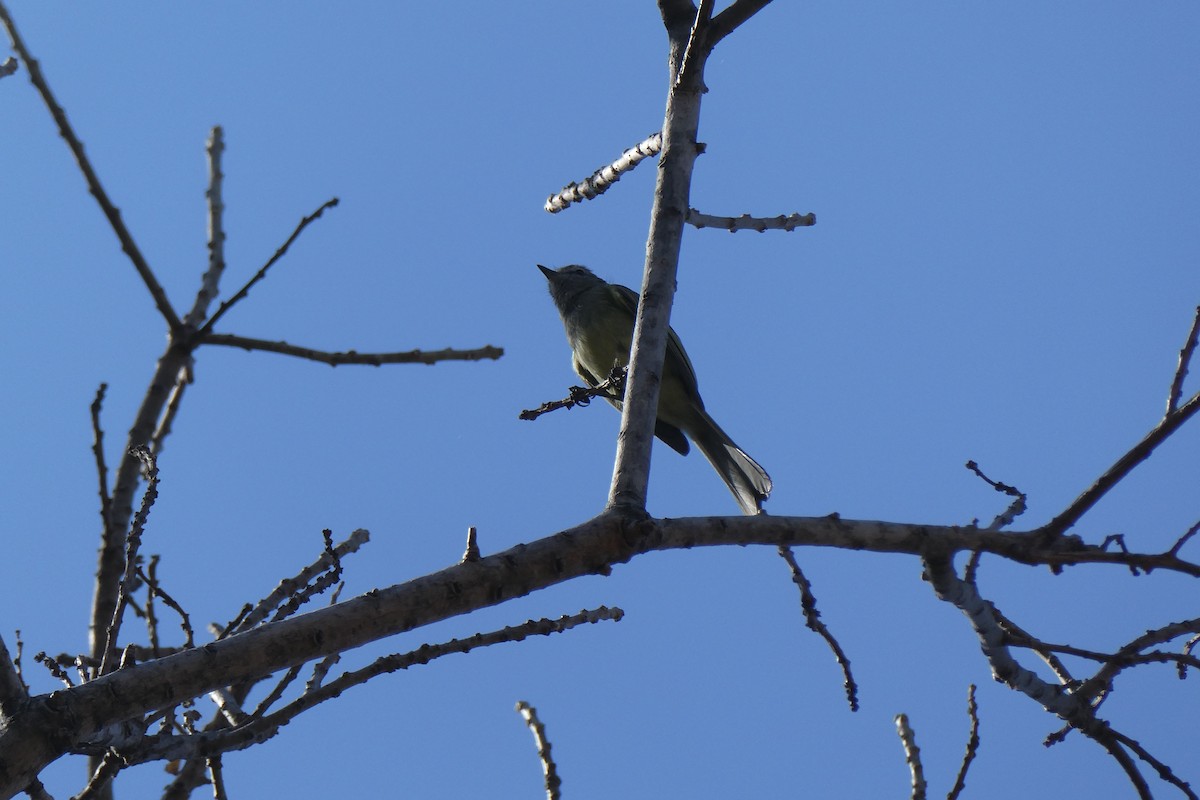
top-left (90, 383), bottom-right (112, 537)
top-left (1166, 305), bottom-right (1200, 417)
top-left (99, 447), bottom-right (159, 676)
top-left (516, 701), bottom-right (562, 800)
top-left (612, 0), bottom-right (773, 514)
top-left (90, 344), bottom-right (192, 660)
top-left (608, 6), bottom-right (711, 513)
top-left (894, 713), bottom-right (927, 800)
top-left (185, 125), bottom-right (228, 329)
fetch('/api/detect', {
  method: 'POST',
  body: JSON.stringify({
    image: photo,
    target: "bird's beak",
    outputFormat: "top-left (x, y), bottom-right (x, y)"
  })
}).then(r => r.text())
top-left (536, 264), bottom-right (554, 281)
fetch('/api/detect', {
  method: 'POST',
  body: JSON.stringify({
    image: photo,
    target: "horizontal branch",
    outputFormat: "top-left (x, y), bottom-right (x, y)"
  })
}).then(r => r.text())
top-left (0, 512), bottom-right (1190, 794)
top-left (687, 209), bottom-right (815, 232)
top-left (201, 333), bottom-right (503, 366)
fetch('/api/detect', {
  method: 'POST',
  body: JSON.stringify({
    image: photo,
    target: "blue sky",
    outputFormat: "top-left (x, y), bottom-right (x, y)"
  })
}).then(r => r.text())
top-left (3, 3), bottom-right (1199, 798)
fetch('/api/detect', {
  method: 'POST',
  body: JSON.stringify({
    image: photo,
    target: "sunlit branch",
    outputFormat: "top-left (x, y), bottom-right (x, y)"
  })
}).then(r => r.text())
top-left (202, 333), bottom-right (503, 367)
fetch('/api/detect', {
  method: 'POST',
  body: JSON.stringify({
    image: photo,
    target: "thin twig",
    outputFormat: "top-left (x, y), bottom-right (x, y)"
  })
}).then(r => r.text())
top-left (32, 653), bottom-right (73, 687)
top-left (142, 558), bottom-right (161, 657)
top-left (250, 665), bottom-right (302, 718)
top-left (184, 126), bottom-right (228, 328)
top-left (991, 607), bottom-right (1077, 686)
top-left (89, 383), bottom-right (112, 537)
top-left (965, 460), bottom-right (1027, 530)
top-left (1166, 305), bottom-right (1200, 416)
top-left (777, 546), bottom-right (858, 710)
top-left (0, 55), bottom-right (16, 78)
top-left (1041, 391), bottom-right (1200, 537)
top-left (132, 608), bottom-right (624, 767)
top-left (520, 366), bottom-right (626, 421)
top-left (1169, 519), bottom-right (1200, 559)
top-left (201, 332), bottom-right (502, 366)
top-left (150, 368), bottom-right (190, 458)
top-left (270, 530), bottom-right (343, 623)
top-left (136, 563), bottom-right (194, 649)
top-left (516, 701), bottom-right (562, 800)
top-left (0, 4), bottom-right (182, 332)
top-left (1108, 728), bottom-right (1195, 799)
top-left (946, 685), bottom-right (980, 800)
top-left (196, 198), bottom-right (340, 337)
top-left (231, 529), bottom-right (368, 635)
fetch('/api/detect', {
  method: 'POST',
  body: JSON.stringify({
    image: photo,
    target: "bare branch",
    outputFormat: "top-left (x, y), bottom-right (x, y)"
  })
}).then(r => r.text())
top-left (128, 608), bottom-right (624, 767)
top-left (1166, 305), bottom-right (1200, 416)
top-left (687, 208), bottom-right (815, 232)
top-left (708, 0), bottom-right (774, 48)
top-left (991, 606), bottom-right (1077, 686)
top-left (544, 133), bottom-right (662, 213)
top-left (964, 460), bottom-right (1027, 530)
top-left (0, 4), bottom-right (182, 332)
top-left (776, 546), bottom-right (858, 711)
top-left (0, 55), bottom-right (16, 78)
top-left (150, 369), bottom-right (190, 458)
top-left (3, 509), bottom-right (1195, 794)
top-left (519, 365), bottom-right (626, 421)
top-left (674, 0), bottom-right (714, 90)
top-left (1041, 390), bottom-right (1200, 537)
top-left (231, 528), bottom-right (368, 636)
top-left (89, 384), bottom-right (112, 538)
top-left (609, 13), bottom-right (709, 514)
top-left (270, 531), bottom-right (343, 623)
top-left (946, 685), bottom-right (980, 800)
top-left (74, 750), bottom-right (122, 800)
top-left (99, 447), bottom-right (160, 676)
top-left (196, 198), bottom-right (339, 337)
top-left (1169, 519), bottom-right (1200, 559)
top-left (922, 554), bottom-right (1189, 799)
top-left (893, 713), bottom-right (926, 800)
top-left (250, 665), bottom-right (302, 718)
top-left (201, 333), bottom-right (502, 367)
top-left (207, 755), bottom-right (228, 800)
top-left (136, 563), bottom-right (194, 650)
top-left (1107, 728), bottom-right (1195, 799)
top-left (516, 701), bottom-right (562, 800)
top-left (32, 652), bottom-right (73, 687)
top-left (184, 126), bottom-right (228, 329)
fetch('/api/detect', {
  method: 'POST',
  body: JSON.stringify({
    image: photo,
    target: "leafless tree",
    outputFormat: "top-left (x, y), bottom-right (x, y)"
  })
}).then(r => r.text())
top-left (1, 3), bottom-right (1197, 799)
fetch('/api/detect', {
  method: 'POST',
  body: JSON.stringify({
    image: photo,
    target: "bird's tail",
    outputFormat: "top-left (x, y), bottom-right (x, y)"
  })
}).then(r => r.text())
top-left (690, 408), bottom-right (773, 515)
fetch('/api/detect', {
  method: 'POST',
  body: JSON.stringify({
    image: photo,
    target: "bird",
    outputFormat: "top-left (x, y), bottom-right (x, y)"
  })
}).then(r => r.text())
top-left (538, 263), bottom-right (771, 515)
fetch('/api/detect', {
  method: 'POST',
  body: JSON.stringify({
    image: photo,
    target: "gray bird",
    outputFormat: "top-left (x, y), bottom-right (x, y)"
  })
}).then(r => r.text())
top-left (538, 264), bottom-right (772, 515)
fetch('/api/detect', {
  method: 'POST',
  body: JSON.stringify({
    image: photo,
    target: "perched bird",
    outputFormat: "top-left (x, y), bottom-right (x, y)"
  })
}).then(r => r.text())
top-left (538, 263), bottom-right (772, 515)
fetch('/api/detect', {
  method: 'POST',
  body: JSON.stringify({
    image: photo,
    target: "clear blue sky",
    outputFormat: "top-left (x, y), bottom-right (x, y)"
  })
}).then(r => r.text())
top-left (3, 3), bottom-right (1198, 798)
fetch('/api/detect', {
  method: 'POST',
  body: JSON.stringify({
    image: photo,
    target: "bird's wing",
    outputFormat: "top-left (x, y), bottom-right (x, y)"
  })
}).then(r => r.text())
top-left (609, 280), bottom-right (701, 399)
top-left (573, 357), bottom-right (602, 388)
